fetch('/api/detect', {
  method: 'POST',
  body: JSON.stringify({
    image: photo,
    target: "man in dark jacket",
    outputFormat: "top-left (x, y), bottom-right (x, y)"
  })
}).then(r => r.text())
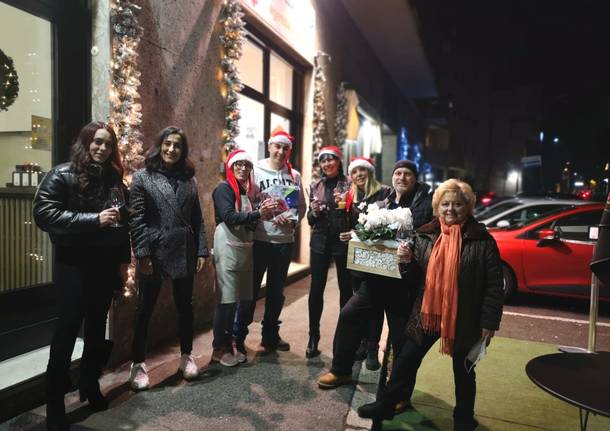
top-left (318, 160), bottom-right (433, 391)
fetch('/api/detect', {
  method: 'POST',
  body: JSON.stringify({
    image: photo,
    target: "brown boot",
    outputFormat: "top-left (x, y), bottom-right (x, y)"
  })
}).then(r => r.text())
top-left (318, 372), bottom-right (352, 389)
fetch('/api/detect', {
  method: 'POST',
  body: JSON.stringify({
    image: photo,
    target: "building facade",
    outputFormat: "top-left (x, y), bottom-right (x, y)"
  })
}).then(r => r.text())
top-left (0, 0), bottom-right (434, 417)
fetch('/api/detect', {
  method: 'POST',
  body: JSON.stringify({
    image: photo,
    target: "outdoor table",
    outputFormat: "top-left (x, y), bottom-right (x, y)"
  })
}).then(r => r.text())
top-left (525, 351), bottom-right (610, 431)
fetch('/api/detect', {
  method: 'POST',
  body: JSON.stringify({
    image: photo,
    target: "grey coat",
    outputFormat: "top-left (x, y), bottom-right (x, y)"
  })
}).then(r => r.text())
top-left (129, 169), bottom-right (209, 279)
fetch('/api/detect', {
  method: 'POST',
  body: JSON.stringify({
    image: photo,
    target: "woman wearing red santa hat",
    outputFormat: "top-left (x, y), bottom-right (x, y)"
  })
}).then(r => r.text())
top-left (338, 157), bottom-right (391, 370)
top-left (210, 149), bottom-right (276, 366)
top-left (306, 146), bottom-right (352, 358)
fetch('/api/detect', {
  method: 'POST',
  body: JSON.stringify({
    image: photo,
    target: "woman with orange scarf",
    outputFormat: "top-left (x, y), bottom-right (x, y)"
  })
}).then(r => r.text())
top-left (357, 179), bottom-right (504, 431)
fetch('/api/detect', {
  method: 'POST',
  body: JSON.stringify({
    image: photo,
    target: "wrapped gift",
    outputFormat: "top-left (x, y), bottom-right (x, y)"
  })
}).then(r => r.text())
top-left (259, 184), bottom-right (300, 221)
top-left (346, 238), bottom-right (401, 279)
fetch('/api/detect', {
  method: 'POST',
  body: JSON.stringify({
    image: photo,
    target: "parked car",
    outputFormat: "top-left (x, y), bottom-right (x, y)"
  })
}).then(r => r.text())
top-left (477, 197), bottom-right (587, 228)
top-left (488, 203), bottom-right (607, 301)
top-left (474, 191), bottom-right (512, 214)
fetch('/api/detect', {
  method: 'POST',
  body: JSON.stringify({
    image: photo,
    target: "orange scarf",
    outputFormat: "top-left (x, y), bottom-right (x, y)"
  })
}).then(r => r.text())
top-left (420, 218), bottom-right (462, 356)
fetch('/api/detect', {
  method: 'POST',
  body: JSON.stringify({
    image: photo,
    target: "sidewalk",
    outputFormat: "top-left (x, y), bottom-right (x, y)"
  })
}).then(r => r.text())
top-left (3, 271), bottom-right (610, 431)
top-left (1, 270), bottom-right (379, 431)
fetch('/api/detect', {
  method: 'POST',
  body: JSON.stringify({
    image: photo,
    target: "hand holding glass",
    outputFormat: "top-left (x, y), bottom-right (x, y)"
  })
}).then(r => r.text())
top-left (108, 187), bottom-right (125, 227)
top-left (335, 181), bottom-right (349, 210)
top-left (396, 226), bottom-right (413, 262)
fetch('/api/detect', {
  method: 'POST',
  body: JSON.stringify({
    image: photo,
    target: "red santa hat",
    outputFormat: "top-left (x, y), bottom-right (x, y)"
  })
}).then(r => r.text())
top-left (348, 156), bottom-right (375, 174)
top-left (269, 128), bottom-right (294, 148)
top-left (318, 146), bottom-right (343, 160)
top-left (225, 149), bottom-right (254, 211)
top-left (269, 126), bottom-right (296, 181)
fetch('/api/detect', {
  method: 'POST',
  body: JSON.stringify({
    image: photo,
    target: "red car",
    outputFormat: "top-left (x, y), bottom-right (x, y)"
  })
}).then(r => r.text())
top-left (488, 203), bottom-right (607, 301)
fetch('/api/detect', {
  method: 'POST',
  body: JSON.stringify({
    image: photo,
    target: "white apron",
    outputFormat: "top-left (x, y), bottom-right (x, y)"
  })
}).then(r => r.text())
top-left (213, 195), bottom-right (254, 304)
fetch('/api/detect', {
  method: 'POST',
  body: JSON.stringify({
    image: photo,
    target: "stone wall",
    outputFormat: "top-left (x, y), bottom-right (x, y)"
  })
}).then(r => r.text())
top-left (109, 0), bottom-right (224, 365)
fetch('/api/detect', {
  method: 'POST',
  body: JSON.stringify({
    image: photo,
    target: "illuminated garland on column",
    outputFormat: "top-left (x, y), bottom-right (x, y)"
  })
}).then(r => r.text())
top-left (109, 0), bottom-right (144, 181)
top-left (110, 0), bottom-right (144, 297)
top-left (219, 0), bottom-right (245, 154)
top-left (334, 81), bottom-right (348, 148)
top-left (312, 51), bottom-right (331, 179)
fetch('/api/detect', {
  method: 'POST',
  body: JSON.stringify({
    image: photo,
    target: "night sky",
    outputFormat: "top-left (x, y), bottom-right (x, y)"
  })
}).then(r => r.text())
top-left (413, 0), bottom-right (610, 187)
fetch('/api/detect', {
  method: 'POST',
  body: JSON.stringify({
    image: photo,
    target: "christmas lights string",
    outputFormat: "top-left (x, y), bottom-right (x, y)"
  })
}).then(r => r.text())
top-left (110, 0), bottom-right (144, 296)
top-left (219, 0), bottom-right (246, 155)
top-left (312, 51), bottom-right (331, 179)
top-left (334, 81), bottom-right (348, 148)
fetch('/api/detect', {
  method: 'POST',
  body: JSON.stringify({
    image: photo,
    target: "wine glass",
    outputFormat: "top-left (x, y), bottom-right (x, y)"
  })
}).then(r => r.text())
top-left (395, 225), bottom-right (413, 247)
top-left (108, 187), bottom-right (125, 227)
top-left (336, 181), bottom-right (349, 210)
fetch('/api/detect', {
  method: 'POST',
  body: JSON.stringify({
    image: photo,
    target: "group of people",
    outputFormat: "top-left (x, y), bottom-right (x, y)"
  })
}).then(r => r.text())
top-left (33, 120), bottom-right (504, 431)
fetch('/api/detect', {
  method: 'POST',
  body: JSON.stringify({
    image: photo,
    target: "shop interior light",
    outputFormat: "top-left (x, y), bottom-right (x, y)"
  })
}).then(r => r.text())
top-left (507, 170), bottom-right (519, 182)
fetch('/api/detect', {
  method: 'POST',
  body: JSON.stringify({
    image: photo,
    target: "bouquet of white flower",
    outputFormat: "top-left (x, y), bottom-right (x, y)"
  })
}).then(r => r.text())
top-left (354, 202), bottom-right (413, 242)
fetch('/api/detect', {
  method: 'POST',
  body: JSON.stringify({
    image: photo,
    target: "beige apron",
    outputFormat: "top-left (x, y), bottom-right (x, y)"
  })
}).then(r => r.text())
top-left (213, 195), bottom-right (254, 304)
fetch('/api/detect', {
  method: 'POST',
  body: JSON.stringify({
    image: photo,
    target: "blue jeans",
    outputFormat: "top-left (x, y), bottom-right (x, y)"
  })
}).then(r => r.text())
top-left (233, 241), bottom-right (293, 343)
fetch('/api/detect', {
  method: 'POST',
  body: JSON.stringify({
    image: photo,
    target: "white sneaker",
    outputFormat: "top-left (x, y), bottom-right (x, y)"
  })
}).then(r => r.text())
top-left (219, 352), bottom-right (239, 367)
top-left (129, 362), bottom-right (150, 390)
top-left (179, 354), bottom-right (199, 380)
top-left (233, 349), bottom-right (247, 364)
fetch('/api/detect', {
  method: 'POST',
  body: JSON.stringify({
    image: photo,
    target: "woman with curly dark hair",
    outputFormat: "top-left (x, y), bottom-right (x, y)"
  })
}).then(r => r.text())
top-left (33, 121), bottom-right (131, 431)
top-left (128, 126), bottom-right (209, 390)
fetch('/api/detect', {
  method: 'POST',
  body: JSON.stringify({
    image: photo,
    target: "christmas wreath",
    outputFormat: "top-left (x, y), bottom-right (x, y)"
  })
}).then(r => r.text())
top-left (0, 49), bottom-right (19, 112)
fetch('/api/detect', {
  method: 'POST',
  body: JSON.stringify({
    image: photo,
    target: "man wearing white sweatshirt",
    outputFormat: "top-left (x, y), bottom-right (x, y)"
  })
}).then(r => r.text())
top-left (233, 128), bottom-right (306, 356)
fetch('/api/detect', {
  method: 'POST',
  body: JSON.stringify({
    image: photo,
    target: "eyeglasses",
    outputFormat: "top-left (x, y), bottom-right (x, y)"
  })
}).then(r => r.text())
top-left (233, 161), bottom-right (253, 170)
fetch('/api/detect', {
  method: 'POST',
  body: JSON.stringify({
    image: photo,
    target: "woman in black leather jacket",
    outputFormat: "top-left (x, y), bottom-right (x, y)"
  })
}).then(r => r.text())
top-left (306, 146), bottom-right (351, 358)
top-left (33, 121), bottom-right (130, 431)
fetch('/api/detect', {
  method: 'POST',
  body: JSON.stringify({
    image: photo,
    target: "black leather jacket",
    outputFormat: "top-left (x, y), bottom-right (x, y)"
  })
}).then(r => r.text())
top-left (33, 162), bottom-right (131, 263)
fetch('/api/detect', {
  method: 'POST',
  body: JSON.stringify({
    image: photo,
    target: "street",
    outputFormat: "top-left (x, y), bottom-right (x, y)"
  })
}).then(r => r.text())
top-left (499, 291), bottom-right (610, 352)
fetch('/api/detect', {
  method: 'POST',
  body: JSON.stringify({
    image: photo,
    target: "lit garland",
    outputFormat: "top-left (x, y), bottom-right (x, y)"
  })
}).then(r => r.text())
top-left (0, 49), bottom-right (19, 112)
top-left (312, 51), bottom-right (331, 179)
top-left (109, 0), bottom-right (144, 181)
top-left (110, 0), bottom-right (144, 297)
top-left (334, 81), bottom-right (348, 148)
top-left (219, 0), bottom-right (246, 154)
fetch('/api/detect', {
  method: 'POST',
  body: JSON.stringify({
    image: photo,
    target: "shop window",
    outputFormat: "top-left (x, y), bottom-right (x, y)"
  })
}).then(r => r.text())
top-left (0, 0), bottom-right (90, 369)
top-left (235, 32), bottom-right (301, 163)
top-left (0, 2), bottom-right (53, 294)
top-left (235, 95), bottom-right (265, 160)
top-left (271, 112), bottom-right (290, 135)
top-left (240, 39), bottom-right (263, 93)
top-left (269, 53), bottom-right (293, 109)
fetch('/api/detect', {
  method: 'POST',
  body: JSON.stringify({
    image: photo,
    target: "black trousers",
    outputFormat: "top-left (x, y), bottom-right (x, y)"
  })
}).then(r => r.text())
top-left (382, 334), bottom-right (477, 426)
top-left (350, 272), bottom-right (384, 349)
top-left (132, 274), bottom-right (194, 363)
top-left (46, 261), bottom-right (118, 398)
top-left (233, 241), bottom-right (293, 343)
top-left (308, 250), bottom-right (352, 337)
top-left (330, 276), bottom-right (413, 376)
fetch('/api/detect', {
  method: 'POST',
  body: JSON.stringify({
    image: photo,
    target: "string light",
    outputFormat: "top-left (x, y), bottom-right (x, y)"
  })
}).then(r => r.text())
top-left (335, 81), bottom-right (348, 148)
top-left (219, 0), bottom-right (246, 154)
top-left (110, 0), bottom-right (144, 297)
top-left (312, 52), bottom-right (331, 180)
